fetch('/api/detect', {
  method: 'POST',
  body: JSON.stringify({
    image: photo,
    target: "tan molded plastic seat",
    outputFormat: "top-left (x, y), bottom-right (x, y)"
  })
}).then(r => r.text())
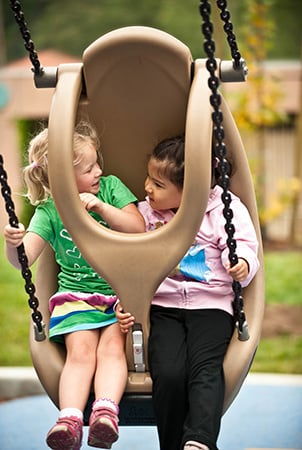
top-left (30, 26), bottom-right (265, 423)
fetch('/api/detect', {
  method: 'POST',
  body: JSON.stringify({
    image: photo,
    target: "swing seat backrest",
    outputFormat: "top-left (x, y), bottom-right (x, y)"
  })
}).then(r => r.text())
top-left (30, 26), bottom-right (265, 421)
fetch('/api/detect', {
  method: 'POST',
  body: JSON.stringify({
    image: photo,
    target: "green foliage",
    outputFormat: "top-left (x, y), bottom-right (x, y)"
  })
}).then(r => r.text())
top-left (3, 0), bottom-right (302, 64)
top-left (227, 0), bottom-right (289, 130)
top-left (252, 336), bottom-right (302, 373)
top-left (267, 0), bottom-right (302, 59)
top-left (264, 251), bottom-right (302, 305)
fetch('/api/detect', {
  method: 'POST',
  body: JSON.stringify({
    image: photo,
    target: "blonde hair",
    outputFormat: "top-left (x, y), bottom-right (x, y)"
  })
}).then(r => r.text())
top-left (23, 121), bottom-right (102, 205)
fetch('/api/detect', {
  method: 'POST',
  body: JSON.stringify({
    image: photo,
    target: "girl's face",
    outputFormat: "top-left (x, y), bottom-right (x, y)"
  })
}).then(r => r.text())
top-left (74, 143), bottom-right (102, 194)
top-left (145, 157), bottom-right (182, 211)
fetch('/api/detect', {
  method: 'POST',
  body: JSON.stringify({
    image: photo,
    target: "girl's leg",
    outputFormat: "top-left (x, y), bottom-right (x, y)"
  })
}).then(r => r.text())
top-left (47, 330), bottom-right (99, 450)
top-left (60, 329), bottom-right (99, 410)
top-left (182, 309), bottom-right (234, 450)
top-left (94, 322), bottom-right (127, 402)
top-left (149, 305), bottom-right (188, 450)
top-left (88, 323), bottom-right (127, 448)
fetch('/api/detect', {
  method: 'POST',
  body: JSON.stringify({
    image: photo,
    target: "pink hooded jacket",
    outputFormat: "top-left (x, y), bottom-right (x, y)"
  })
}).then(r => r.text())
top-left (138, 185), bottom-right (259, 316)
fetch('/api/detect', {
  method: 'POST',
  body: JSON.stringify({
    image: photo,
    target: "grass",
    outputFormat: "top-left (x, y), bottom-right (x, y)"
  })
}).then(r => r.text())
top-left (252, 335), bottom-right (302, 373)
top-left (0, 248), bottom-right (33, 365)
top-left (251, 250), bottom-right (302, 374)
top-left (0, 237), bottom-right (301, 372)
top-left (263, 251), bottom-right (302, 305)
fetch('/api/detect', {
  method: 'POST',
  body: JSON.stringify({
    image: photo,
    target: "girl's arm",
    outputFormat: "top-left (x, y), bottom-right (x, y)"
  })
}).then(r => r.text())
top-left (79, 193), bottom-right (145, 233)
top-left (4, 224), bottom-right (46, 269)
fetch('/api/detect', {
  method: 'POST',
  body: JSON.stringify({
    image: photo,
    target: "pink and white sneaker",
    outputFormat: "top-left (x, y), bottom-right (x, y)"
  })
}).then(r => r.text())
top-left (88, 407), bottom-right (119, 449)
top-left (46, 416), bottom-right (83, 450)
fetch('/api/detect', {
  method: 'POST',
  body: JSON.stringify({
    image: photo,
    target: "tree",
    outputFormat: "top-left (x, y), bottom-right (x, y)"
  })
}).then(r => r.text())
top-left (3, 0), bottom-right (302, 63)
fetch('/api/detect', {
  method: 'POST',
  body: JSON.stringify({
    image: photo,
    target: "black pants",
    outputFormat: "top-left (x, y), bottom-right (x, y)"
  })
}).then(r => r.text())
top-left (148, 305), bottom-right (234, 450)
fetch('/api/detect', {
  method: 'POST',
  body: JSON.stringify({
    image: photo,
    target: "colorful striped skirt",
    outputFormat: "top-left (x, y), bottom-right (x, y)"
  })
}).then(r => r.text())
top-left (49, 291), bottom-right (118, 343)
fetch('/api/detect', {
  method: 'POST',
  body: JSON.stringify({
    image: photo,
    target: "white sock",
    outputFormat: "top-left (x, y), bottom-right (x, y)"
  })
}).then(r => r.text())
top-left (93, 398), bottom-right (119, 415)
top-left (59, 408), bottom-right (83, 421)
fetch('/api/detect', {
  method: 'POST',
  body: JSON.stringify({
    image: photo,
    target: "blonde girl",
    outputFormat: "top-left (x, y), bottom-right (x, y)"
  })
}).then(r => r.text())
top-left (4, 121), bottom-right (145, 450)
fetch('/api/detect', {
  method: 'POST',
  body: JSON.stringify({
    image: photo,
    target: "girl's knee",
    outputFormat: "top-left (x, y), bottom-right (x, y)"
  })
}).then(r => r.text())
top-left (100, 337), bottom-right (125, 359)
top-left (65, 332), bottom-right (98, 365)
top-left (67, 344), bottom-right (97, 366)
top-left (98, 325), bottom-right (126, 359)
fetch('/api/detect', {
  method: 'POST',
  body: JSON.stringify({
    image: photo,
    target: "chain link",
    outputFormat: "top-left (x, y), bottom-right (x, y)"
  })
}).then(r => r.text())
top-left (199, 0), bottom-right (249, 340)
top-left (0, 155), bottom-right (46, 341)
top-left (216, 0), bottom-right (242, 66)
top-left (9, 0), bottom-right (43, 76)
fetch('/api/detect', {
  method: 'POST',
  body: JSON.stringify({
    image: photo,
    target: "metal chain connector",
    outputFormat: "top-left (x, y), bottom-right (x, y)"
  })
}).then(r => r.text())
top-left (199, 0), bottom-right (249, 341)
top-left (0, 154), bottom-right (46, 341)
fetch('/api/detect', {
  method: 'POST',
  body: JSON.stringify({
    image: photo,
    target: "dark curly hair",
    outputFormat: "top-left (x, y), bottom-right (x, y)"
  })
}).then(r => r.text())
top-left (151, 135), bottom-right (233, 189)
top-left (150, 135), bottom-right (185, 189)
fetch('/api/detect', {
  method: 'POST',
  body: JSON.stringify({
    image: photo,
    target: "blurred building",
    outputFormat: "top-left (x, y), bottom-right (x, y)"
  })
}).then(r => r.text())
top-left (0, 50), bottom-right (80, 231)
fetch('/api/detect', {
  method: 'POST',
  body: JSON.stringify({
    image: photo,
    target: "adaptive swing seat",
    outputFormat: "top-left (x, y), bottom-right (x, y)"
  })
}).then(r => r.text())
top-left (30, 26), bottom-right (265, 424)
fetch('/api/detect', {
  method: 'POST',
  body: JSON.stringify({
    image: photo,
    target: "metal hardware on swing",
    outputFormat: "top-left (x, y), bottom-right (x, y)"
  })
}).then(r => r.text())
top-left (132, 324), bottom-right (146, 373)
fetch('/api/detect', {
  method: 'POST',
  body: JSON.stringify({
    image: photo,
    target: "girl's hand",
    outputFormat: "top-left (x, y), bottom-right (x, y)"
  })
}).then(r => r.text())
top-left (226, 258), bottom-right (249, 282)
top-left (79, 192), bottom-right (101, 212)
top-left (4, 223), bottom-right (25, 247)
top-left (80, 193), bottom-right (145, 233)
top-left (115, 303), bottom-right (135, 334)
top-left (4, 226), bottom-right (46, 269)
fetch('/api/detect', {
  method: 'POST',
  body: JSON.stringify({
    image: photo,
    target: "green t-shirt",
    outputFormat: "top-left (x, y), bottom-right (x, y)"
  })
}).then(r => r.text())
top-left (27, 175), bottom-right (137, 295)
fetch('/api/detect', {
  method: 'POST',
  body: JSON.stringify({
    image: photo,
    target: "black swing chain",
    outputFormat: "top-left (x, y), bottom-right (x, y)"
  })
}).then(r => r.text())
top-left (199, 0), bottom-right (249, 341)
top-left (9, 0), bottom-right (43, 76)
top-left (216, 0), bottom-right (242, 67)
top-left (0, 155), bottom-right (46, 341)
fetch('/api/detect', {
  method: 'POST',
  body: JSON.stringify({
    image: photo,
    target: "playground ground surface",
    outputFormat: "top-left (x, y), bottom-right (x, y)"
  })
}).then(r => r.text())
top-left (0, 369), bottom-right (301, 450)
